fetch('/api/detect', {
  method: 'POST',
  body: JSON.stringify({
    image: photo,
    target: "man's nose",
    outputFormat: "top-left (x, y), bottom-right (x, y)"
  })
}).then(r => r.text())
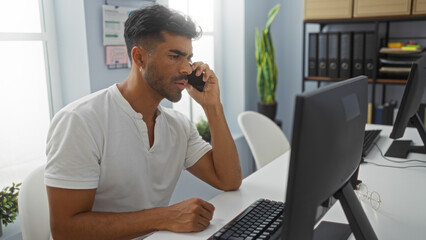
top-left (180, 61), bottom-right (192, 75)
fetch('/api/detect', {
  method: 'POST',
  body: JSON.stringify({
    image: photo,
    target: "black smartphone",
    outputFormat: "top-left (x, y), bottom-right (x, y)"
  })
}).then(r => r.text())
top-left (187, 71), bottom-right (205, 92)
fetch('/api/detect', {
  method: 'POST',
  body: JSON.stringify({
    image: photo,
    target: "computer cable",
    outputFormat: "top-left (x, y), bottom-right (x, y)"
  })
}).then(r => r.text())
top-left (362, 144), bottom-right (426, 169)
top-left (374, 143), bottom-right (426, 164)
top-left (363, 160), bottom-right (426, 169)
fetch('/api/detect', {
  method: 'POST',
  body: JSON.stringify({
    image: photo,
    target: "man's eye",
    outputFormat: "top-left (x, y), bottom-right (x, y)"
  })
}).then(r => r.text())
top-left (170, 55), bottom-right (179, 59)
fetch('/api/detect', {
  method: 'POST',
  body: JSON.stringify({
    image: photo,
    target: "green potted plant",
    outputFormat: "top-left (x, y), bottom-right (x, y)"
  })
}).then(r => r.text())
top-left (196, 118), bottom-right (211, 143)
top-left (0, 182), bottom-right (21, 237)
top-left (255, 4), bottom-right (280, 121)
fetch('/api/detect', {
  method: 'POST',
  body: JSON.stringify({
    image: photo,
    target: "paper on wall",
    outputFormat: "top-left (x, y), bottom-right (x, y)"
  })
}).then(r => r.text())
top-left (102, 5), bottom-right (136, 46)
top-left (105, 45), bottom-right (128, 65)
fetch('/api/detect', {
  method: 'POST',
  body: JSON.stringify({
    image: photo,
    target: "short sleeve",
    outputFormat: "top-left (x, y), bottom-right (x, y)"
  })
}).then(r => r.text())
top-left (45, 110), bottom-right (101, 189)
top-left (184, 121), bottom-right (212, 169)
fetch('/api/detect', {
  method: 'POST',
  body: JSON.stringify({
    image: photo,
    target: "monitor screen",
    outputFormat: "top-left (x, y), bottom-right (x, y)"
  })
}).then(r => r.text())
top-left (281, 76), bottom-right (377, 239)
top-left (385, 55), bottom-right (426, 158)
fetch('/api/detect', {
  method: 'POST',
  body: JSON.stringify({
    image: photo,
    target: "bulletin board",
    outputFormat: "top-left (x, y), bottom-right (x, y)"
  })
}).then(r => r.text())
top-left (102, 4), bottom-right (135, 69)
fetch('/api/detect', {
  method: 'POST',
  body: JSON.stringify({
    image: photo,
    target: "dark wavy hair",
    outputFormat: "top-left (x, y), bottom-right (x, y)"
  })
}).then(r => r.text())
top-left (124, 4), bottom-right (202, 58)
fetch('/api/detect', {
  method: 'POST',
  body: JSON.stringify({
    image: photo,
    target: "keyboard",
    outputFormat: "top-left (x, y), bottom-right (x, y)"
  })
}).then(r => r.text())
top-left (362, 129), bottom-right (382, 157)
top-left (208, 199), bottom-right (285, 240)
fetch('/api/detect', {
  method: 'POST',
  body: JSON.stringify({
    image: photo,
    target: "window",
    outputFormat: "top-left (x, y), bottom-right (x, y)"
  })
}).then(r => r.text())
top-left (169, 0), bottom-right (215, 123)
top-left (0, 0), bottom-right (60, 187)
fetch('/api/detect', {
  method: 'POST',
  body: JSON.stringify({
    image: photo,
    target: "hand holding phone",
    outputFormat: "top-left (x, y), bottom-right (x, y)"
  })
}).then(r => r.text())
top-left (187, 71), bottom-right (205, 92)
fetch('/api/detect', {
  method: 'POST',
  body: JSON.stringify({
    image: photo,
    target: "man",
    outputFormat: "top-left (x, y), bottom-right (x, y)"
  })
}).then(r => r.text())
top-left (45, 4), bottom-right (242, 240)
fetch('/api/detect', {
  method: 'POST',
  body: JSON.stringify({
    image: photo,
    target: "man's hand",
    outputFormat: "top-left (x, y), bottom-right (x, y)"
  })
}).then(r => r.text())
top-left (185, 62), bottom-right (242, 192)
top-left (164, 198), bottom-right (215, 232)
top-left (185, 62), bottom-right (221, 109)
top-left (47, 186), bottom-right (215, 239)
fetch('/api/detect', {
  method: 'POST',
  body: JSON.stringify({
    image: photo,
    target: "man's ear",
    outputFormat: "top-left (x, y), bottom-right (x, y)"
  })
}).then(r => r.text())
top-left (131, 46), bottom-right (147, 70)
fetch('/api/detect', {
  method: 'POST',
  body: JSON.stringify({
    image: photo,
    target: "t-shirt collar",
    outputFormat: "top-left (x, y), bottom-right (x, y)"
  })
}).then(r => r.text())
top-left (109, 84), bottom-right (163, 120)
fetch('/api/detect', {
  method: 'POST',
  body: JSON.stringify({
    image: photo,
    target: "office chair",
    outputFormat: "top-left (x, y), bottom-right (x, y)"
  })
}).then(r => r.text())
top-left (18, 164), bottom-right (50, 240)
top-left (238, 111), bottom-right (290, 170)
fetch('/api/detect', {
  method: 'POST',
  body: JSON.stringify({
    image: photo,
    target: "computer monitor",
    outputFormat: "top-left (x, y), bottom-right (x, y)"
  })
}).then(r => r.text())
top-left (281, 76), bottom-right (377, 240)
top-left (385, 54), bottom-right (426, 158)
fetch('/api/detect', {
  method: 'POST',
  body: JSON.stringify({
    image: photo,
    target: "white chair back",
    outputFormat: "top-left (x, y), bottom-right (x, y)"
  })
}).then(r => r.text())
top-left (238, 111), bottom-right (290, 169)
top-left (18, 164), bottom-right (50, 240)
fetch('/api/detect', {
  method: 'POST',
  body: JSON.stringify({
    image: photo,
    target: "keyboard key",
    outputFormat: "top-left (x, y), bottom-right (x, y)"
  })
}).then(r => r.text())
top-left (220, 230), bottom-right (234, 239)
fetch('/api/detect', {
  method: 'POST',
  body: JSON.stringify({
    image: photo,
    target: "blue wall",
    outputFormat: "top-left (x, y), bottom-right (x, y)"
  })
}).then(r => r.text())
top-left (219, 0), bottom-right (246, 135)
top-left (244, 0), bottom-right (304, 139)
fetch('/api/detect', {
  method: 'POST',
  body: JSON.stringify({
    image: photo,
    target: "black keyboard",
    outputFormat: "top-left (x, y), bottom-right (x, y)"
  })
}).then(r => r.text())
top-left (362, 129), bottom-right (382, 157)
top-left (208, 199), bottom-right (285, 240)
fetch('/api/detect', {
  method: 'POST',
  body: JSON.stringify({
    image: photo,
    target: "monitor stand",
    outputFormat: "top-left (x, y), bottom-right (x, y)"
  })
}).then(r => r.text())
top-left (384, 140), bottom-right (423, 158)
top-left (335, 182), bottom-right (378, 240)
top-left (385, 114), bottom-right (426, 158)
top-left (313, 221), bottom-right (351, 240)
top-left (313, 169), bottom-right (369, 240)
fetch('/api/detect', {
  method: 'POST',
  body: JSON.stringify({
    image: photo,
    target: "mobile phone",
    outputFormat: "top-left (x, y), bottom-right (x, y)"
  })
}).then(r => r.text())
top-left (187, 71), bottom-right (205, 92)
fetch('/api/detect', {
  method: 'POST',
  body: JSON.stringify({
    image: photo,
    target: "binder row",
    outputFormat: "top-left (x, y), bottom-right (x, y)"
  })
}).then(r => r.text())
top-left (375, 100), bottom-right (397, 125)
top-left (308, 31), bottom-right (376, 79)
top-left (373, 101), bottom-right (426, 126)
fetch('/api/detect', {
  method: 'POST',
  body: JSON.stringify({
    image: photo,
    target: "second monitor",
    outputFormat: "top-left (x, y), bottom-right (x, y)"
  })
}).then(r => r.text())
top-left (385, 54), bottom-right (426, 158)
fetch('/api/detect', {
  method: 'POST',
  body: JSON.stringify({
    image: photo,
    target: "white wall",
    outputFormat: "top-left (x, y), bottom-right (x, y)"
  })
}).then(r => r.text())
top-left (54, 0), bottom-right (91, 108)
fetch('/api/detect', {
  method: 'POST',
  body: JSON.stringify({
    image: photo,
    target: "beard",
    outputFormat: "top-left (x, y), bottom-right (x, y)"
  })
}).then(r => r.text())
top-left (144, 62), bottom-right (186, 102)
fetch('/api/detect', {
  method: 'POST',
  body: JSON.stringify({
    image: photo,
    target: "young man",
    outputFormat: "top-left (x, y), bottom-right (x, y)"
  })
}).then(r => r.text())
top-left (45, 4), bottom-right (242, 240)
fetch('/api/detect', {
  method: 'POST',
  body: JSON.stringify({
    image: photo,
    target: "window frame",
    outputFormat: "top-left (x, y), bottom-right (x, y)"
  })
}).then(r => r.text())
top-left (168, 0), bottom-right (217, 123)
top-left (0, 0), bottom-right (62, 187)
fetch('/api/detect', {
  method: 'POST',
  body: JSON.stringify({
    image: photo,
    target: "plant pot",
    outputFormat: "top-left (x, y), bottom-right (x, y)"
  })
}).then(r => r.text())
top-left (257, 102), bottom-right (277, 121)
top-left (0, 218), bottom-right (2, 237)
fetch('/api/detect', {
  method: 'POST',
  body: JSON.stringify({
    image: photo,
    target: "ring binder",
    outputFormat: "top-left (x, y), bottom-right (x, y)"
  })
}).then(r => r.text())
top-left (309, 33), bottom-right (318, 76)
top-left (340, 32), bottom-right (352, 78)
top-left (318, 33), bottom-right (328, 77)
top-left (365, 32), bottom-right (376, 78)
top-left (328, 32), bottom-right (340, 79)
top-left (352, 32), bottom-right (365, 77)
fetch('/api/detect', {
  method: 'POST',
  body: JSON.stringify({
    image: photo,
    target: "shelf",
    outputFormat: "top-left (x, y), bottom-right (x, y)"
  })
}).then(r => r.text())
top-left (379, 48), bottom-right (423, 54)
top-left (304, 76), bottom-right (407, 84)
top-left (304, 14), bottom-right (426, 24)
top-left (304, 76), bottom-right (347, 81)
top-left (375, 78), bottom-right (407, 84)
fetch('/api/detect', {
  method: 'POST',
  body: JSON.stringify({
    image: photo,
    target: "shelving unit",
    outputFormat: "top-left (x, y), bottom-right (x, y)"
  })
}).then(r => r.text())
top-left (302, 14), bottom-right (426, 122)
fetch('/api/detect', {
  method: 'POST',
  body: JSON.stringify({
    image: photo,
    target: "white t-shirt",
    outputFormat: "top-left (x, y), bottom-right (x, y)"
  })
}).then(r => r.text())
top-left (45, 84), bottom-right (212, 213)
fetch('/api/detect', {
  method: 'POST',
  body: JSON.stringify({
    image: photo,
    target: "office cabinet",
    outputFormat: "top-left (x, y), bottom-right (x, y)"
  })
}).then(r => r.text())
top-left (302, 16), bottom-right (426, 123)
top-left (302, 0), bottom-right (426, 122)
top-left (353, 0), bottom-right (412, 17)
top-left (413, 0), bottom-right (426, 14)
top-left (304, 0), bottom-right (353, 20)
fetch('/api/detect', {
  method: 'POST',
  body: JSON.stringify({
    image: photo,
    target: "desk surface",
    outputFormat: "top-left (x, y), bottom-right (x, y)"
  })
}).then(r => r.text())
top-left (147, 124), bottom-right (426, 240)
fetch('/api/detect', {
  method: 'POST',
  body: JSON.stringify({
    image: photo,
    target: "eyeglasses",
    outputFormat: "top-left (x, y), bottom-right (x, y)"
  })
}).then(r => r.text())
top-left (355, 183), bottom-right (382, 210)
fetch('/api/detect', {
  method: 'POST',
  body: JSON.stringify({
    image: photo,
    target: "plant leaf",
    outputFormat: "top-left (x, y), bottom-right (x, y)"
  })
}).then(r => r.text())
top-left (265, 4), bottom-right (280, 30)
top-left (255, 4), bottom-right (280, 104)
top-left (255, 28), bottom-right (260, 64)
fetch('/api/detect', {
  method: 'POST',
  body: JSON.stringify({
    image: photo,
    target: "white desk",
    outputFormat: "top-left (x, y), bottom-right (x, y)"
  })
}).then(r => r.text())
top-left (147, 124), bottom-right (426, 240)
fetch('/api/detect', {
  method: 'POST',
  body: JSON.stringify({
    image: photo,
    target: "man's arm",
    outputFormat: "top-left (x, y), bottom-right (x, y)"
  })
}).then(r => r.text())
top-left (46, 186), bottom-right (215, 240)
top-left (186, 62), bottom-right (242, 191)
